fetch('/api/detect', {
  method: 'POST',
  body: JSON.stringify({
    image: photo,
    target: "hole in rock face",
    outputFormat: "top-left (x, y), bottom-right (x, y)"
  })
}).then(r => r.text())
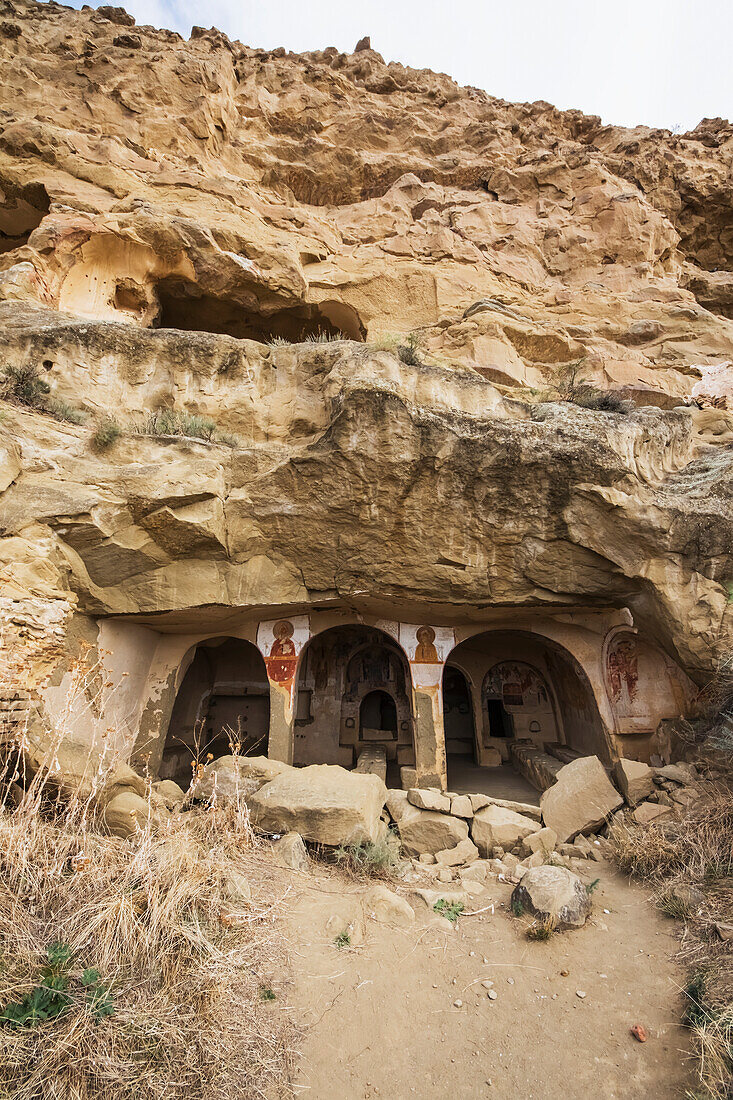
top-left (0, 182), bottom-right (50, 254)
top-left (156, 283), bottom-right (365, 343)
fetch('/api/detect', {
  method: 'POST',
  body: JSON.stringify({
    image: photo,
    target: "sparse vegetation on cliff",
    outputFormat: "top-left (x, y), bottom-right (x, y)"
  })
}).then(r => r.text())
top-left (133, 409), bottom-right (238, 447)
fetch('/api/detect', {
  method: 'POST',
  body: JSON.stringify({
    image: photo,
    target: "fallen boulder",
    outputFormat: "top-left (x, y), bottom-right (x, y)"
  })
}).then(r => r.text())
top-left (511, 865), bottom-right (592, 929)
top-left (632, 801), bottom-right (672, 825)
top-left (540, 756), bottom-right (623, 843)
top-left (195, 755), bottom-right (291, 802)
top-left (248, 764), bottom-right (387, 846)
top-left (435, 837), bottom-right (479, 866)
top-left (471, 804), bottom-right (538, 856)
top-left (613, 759), bottom-right (655, 807)
top-left (103, 790), bottom-right (160, 838)
top-left (408, 788), bottom-right (451, 813)
top-left (394, 803), bottom-right (469, 857)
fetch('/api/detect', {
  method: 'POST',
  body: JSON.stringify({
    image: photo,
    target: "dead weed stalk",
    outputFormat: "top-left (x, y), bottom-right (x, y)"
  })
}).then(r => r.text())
top-left (0, 731), bottom-right (297, 1099)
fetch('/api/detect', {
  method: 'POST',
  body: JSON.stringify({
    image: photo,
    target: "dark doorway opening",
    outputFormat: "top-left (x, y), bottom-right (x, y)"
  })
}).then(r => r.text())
top-left (486, 698), bottom-right (513, 739)
top-left (161, 637), bottom-right (270, 786)
top-left (359, 690), bottom-right (398, 737)
top-left (443, 666), bottom-right (476, 762)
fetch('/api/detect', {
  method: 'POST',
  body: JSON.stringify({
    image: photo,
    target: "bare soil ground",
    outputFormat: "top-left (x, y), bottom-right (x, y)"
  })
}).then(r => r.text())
top-left (277, 858), bottom-right (695, 1100)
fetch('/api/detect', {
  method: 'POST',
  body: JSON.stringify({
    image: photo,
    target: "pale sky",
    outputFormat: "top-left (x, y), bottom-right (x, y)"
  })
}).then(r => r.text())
top-left (67, 0), bottom-right (732, 132)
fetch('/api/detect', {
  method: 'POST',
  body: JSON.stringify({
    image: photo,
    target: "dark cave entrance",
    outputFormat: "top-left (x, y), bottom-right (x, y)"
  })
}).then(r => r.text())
top-left (155, 283), bottom-right (365, 343)
top-left (0, 182), bottom-right (50, 255)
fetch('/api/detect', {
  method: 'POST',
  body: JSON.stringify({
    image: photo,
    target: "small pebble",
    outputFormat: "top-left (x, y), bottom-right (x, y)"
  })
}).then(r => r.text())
top-left (488, 989), bottom-right (498, 1000)
top-left (560, 969), bottom-right (569, 977)
top-left (506, 977), bottom-right (514, 985)
top-left (453, 999), bottom-right (463, 1008)
top-left (576, 990), bottom-right (587, 999)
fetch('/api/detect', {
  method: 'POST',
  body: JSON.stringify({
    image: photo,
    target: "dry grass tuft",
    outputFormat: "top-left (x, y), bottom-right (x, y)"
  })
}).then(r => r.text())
top-left (0, 773), bottom-right (297, 1098)
top-left (609, 777), bottom-right (733, 1098)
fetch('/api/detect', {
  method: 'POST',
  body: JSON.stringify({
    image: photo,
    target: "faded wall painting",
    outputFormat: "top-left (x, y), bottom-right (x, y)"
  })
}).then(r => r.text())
top-left (257, 616), bottom-right (310, 691)
top-left (400, 624), bottom-right (454, 689)
top-left (482, 660), bottom-right (559, 748)
top-left (604, 629), bottom-right (692, 735)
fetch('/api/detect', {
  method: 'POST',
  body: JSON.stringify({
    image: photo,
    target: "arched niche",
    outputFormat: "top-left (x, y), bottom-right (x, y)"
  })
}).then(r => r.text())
top-left (603, 628), bottom-right (693, 736)
top-left (482, 660), bottom-right (559, 745)
top-left (443, 665), bottom-right (477, 761)
top-left (161, 636), bottom-right (270, 785)
top-left (294, 625), bottom-right (414, 784)
top-left (444, 629), bottom-right (612, 769)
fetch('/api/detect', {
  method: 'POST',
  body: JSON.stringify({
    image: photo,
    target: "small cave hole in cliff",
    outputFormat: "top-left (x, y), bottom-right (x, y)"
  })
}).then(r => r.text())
top-left (155, 282), bottom-right (365, 343)
top-left (0, 182), bottom-right (50, 254)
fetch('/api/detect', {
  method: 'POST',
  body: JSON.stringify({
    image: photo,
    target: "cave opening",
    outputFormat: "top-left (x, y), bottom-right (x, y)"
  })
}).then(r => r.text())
top-left (155, 282), bottom-right (365, 343)
top-left (0, 182), bottom-right (50, 255)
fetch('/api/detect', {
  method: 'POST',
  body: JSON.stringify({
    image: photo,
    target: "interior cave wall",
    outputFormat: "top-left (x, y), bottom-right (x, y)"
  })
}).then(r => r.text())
top-left (156, 285), bottom-right (366, 342)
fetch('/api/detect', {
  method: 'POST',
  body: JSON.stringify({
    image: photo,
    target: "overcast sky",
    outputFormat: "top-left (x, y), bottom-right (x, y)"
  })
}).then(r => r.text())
top-left (68, 0), bottom-right (732, 131)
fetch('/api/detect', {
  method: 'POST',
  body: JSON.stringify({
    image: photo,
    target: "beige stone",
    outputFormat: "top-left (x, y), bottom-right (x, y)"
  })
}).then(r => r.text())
top-left (195, 756), bottom-right (291, 803)
top-left (395, 804), bottom-right (469, 858)
top-left (408, 788), bottom-right (452, 814)
top-left (613, 759), bottom-right (655, 807)
top-left (273, 831), bottom-right (310, 871)
top-left (103, 790), bottom-right (156, 838)
top-left (435, 837), bottom-right (479, 867)
top-left (470, 805), bottom-right (539, 856)
top-left (511, 865), bottom-right (592, 929)
top-left (450, 795), bottom-right (474, 819)
top-left (153, 778), bottom-right (187, 809)
top-left (248, 764), bottom-right (387, 846)
top-left (632, 801), bottom-right (673, 825)
top-left (364, 884), bottom-right (415, 927)
top-left (524, 827), bottom-right (558, 856)
top-left (540, 757), bottom-right (624, 843)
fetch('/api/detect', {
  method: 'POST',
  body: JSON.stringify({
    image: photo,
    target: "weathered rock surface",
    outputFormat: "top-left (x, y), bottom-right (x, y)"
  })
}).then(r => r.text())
top-left (248, 764), bottom-right (387, 845)
top-left (470, 805), bottom-right (539, 856)
top-left (614, 759), bottom-right (655, 807)
top-left (394, 804), bottom-right (470, 858)
top-left (273, 831), bottom-right (310, 871)
top-left (540, 756), bottom-right (624, 843)
top-left (195, 755), bottom-right (290, 803)
top-left (632, 801), bottom-right (673, 825)
top-left (364, 884), bottom-right (415, 927)
top-left (408, 788), bottom-right (452, 814)
top-left (0, 0), bottom-right (731, 802)
top-left (511, 865), bottom-right (592, 930)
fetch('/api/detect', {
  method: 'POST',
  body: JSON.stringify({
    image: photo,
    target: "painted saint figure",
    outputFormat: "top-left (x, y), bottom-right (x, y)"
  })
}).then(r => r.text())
top-left (607, 636), bottom-right (638, 703)
top-left (266, 619), bottom-right (298, 684)
top-left (414, 626), bottom-right (439, 663)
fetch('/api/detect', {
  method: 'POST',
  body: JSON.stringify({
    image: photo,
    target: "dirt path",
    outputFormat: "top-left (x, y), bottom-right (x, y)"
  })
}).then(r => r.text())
top-left (279, 859), bottom-right (694, 1100)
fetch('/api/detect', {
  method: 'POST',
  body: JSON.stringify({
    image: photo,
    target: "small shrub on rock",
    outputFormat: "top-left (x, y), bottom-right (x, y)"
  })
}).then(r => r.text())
top-left (92, 415), bottom-right (121, 451)
top-left (334, 830), bottom-right (401, 875)
top-left (135, 409), bottom-right (237, 447)
top-left (0, 363), bottom-right (50, 408)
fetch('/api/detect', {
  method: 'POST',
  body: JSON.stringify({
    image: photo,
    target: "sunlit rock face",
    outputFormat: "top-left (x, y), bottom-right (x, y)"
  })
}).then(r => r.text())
top-left (0, 0), bottom-right (731, 784)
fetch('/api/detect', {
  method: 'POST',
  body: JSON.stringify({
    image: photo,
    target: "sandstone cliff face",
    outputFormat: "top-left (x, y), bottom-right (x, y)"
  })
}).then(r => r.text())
top-left (0, 1), bottom-right (731, 767)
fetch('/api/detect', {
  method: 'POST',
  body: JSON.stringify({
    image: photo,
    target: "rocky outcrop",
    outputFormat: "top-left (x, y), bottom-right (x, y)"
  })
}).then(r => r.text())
top-left (540, 756), bottom-right (624, 843)
top-left (0, 0), bottom-right (731, 780)
top-left (247, 764), bottom-right (387, 845)
top-left (511, 866), bottom-right (592, 930)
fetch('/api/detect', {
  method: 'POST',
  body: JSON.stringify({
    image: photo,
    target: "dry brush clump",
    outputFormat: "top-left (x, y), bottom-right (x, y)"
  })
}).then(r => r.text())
top-left (0, 759), bottom-right (298, 1100)
top-left (609, 776), bottom-right (733, 1099)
